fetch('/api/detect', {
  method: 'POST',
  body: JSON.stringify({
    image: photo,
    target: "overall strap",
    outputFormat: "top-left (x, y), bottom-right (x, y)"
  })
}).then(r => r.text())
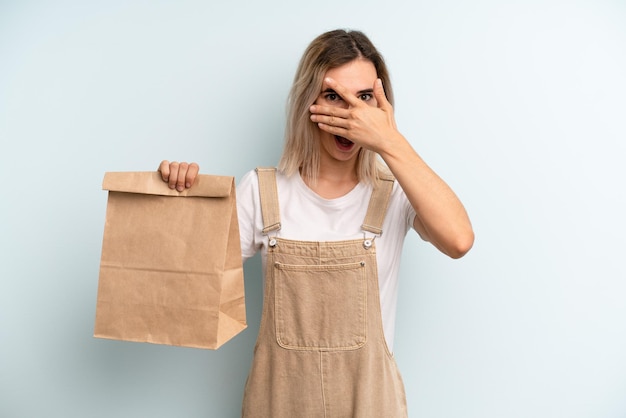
top-left (256, 167), bottom-right (281, 234)
top-left (361, 169), bottom-right (395, 235)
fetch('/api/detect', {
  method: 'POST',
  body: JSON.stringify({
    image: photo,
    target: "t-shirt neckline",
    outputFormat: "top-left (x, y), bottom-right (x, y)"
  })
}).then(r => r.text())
top-left (295, 171), bottom-right (367, 207)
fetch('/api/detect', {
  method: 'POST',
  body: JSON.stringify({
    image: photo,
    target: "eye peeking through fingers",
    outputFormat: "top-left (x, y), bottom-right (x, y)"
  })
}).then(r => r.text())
top-left (324, 92), bottom-right (341, 102)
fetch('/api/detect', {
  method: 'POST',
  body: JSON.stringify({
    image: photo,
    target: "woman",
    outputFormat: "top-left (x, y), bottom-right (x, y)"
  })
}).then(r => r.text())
top-left (160, 29), bottom-right (473, 417)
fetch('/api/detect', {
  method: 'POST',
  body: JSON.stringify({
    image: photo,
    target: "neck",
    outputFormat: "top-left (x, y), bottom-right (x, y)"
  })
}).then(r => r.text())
top-left (303, 158), bottom-right (359, 199)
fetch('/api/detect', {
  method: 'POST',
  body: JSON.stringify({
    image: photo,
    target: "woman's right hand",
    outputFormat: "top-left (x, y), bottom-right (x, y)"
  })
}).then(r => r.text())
top-left (158, 160), bottom-right (200, 191)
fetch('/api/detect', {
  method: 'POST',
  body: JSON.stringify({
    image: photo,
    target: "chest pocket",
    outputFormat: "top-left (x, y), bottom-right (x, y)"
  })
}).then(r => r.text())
top-left (273, 260), bottom-right (367, 351)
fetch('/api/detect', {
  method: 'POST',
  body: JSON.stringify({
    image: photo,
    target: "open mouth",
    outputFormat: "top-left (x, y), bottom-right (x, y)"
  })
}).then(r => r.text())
top-left (335, 135), bottom-right (354, 150)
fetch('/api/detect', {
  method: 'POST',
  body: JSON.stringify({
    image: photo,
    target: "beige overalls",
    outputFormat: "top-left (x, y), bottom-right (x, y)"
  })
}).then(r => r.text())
top-left (242, 168), bottom-right (408, 418)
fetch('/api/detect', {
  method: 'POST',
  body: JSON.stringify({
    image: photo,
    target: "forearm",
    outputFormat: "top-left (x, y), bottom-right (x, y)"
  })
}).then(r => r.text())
top-left (379, 133), bottom-right (474, 258)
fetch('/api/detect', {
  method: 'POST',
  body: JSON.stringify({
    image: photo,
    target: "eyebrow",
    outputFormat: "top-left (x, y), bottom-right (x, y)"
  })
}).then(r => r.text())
top-left (322, 88), bottom-right (374, 96)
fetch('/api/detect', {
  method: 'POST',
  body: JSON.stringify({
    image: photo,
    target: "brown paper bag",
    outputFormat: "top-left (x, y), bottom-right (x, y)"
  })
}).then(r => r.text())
top-left (94, 171), bottom-right (246, 349)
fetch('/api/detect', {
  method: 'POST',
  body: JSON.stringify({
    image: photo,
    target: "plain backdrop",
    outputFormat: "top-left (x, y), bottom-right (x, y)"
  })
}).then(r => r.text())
top-left (1, 0), bottom-right (625, 417)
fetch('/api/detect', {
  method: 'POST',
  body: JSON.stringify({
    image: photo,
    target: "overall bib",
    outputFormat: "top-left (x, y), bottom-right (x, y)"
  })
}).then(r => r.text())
top-left (242, 168), bottom-right (408, 418)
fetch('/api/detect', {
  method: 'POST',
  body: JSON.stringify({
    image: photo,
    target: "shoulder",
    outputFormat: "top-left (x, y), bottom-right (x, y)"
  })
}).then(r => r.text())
top-left (237, 169), bottom-right (260, 189)
top-left (237, 167), bottom-right (281, 196)
top-left (237, 167), bottom-right (302, 207)
top-left (236, 169), bottom-right (262, 215)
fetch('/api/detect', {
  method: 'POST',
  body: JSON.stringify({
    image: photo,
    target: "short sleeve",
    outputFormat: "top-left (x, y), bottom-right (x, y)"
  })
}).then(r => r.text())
top-left (390, 181), bottom-right (420, 239)
top-left (236, 170), bottom-right (263, 262)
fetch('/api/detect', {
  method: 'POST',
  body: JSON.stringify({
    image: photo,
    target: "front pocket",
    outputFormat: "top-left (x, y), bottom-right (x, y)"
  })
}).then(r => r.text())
top-left (274, 261), bottom-right (367, 351)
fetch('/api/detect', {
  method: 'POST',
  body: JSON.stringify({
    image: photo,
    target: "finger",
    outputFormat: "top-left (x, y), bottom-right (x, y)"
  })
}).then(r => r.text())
top-left (310, 113), bottom-right (349, 129)
top-left (168, 161), bottom-right (180, 190)
top-left (175, 162), bottom-right (189, 191)
top-left (158, 160), bottom-right (171, 182)
top-left (316, 122), bottom-right (348, 138)
top-left (185, 163), bottom-right (199, 188)
top-left (324, 77), bottom-right (361, 107)
top-left (374, 78), bottom-right (396, 128)
top-left (309, 104), bottom-right (349, 119)
top-left (374, 79), bottom-right (390, 108)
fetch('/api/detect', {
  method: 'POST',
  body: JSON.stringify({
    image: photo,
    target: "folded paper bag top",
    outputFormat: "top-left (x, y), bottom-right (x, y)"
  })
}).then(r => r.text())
top-left (101, 171), bottom-right (233, 198)
top-left (94, 171), bottom-right (246, 349)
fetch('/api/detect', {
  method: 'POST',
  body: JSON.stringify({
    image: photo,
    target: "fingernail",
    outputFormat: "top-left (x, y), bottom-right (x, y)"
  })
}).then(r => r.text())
top-left (186, 182), bottom-right (191, 188)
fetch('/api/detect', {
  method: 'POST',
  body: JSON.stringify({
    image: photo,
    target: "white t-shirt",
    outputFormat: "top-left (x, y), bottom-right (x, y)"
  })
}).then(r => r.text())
top-left (237, 169), bottom-right (416, 352)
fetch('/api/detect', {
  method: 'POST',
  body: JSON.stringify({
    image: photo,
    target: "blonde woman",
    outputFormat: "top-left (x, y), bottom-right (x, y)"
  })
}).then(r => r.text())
top-left (160, 29), bottom-right (473, 417)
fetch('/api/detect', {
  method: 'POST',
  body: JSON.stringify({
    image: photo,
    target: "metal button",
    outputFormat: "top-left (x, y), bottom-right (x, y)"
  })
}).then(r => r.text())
top-left (269, 238), bottom-right (277, 247)
top-left (363, 239), bottom-right (372, 249)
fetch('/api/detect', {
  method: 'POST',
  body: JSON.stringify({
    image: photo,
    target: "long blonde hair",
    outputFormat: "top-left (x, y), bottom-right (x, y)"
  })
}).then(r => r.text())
top-left (278, 29), bottom-right (394, 184)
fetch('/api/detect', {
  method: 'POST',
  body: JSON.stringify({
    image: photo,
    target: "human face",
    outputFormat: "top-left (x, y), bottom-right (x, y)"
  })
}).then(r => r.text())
top-left (314, 59), bottom-right (379, 166)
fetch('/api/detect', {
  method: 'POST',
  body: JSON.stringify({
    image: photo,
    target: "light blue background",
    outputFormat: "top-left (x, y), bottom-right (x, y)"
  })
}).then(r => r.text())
top-left (1, 0), bottom-right (625, 417)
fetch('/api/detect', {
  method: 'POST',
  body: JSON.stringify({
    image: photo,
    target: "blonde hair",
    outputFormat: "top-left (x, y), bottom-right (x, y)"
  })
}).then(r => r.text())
top-left (278, 29), bottom-right (394, 184)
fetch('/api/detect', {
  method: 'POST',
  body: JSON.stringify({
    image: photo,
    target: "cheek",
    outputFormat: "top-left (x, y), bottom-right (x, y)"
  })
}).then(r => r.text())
top-left (318, 99), bottom-right (342, 108)
top-left (315, 96), bottom-right (348, 109)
